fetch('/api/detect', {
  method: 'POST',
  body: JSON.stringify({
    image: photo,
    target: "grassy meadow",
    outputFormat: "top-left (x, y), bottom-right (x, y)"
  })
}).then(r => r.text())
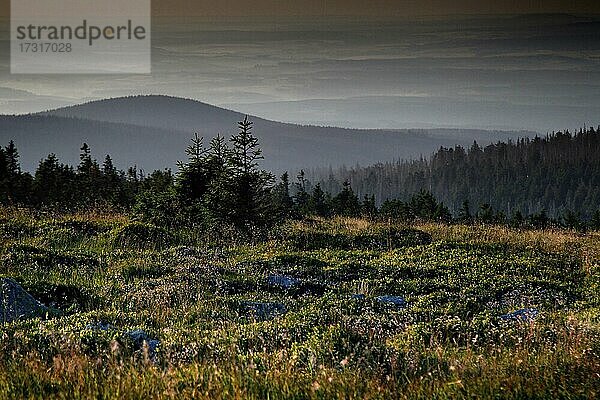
top-left (0, 208), bottom-right (599, 399)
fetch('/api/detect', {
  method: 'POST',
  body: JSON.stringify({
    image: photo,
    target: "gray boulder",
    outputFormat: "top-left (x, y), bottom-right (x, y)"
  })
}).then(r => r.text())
top-left (1, 278), bottom-right (48, 323)
top-left (85, 322), bottom-right (115, 331)
top-left (500, 308), bottom-right (539, 322)
top-left (83, 324), bottom-right (160, 361)
top-left (376, 295), bottom-right (407, 308)
top-left (125, 329), bottom-right (160, 360)
top-left (486, 286), bottom-right (570, 311)
top-left (242, 301), bottom-right (287, 320)
top-left (267, 274), bottom-right (300, 289)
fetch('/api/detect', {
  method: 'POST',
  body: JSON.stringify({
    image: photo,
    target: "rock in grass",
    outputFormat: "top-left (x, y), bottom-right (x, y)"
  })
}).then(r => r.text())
top-left (490, 286), bottom-right (570, 310)
top-left (174, 246), bottom-right (199, 258)
top-left (242, 301), bottom-right (287, 320)
top-left (84, 324), bottom-right (159, 361)
top-left (85, 322), bottom-right (115, 331)
top-left (500, 308), bottom-right (539, 322)
top-left (0, 278), bottom-right (48, 323)
top-left (376, 295), bottom-right (407, 308)
top-left (267, 274), bottom-right (301, 289)
top-left (125, 329), bottom-right (160, 360)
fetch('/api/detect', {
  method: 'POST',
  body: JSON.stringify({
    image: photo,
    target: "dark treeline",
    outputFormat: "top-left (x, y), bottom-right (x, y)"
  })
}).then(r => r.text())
top-left (0, 140), bottom-right (145, 209)
top-left (310, 127), bottom-right (600, 222)
top-left (1, 120), bottom-right (599, 231)
top-left (0, 118), bottom-right (282, 230)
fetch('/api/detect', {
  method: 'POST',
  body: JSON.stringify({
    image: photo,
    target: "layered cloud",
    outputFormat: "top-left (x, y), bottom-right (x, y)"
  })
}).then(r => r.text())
top-left (0, 14), bottom-right (599, 131)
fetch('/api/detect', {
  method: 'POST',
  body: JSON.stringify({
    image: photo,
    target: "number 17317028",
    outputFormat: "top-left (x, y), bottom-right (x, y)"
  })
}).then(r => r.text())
top-left (19, 42), bottom-right (72, 53)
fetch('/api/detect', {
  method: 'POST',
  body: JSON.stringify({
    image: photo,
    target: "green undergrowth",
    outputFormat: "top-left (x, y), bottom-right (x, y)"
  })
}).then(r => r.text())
top-left (0, 212), bottom-right (598, 399)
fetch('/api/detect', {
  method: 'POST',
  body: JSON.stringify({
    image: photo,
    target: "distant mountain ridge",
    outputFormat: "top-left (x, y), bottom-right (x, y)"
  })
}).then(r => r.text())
top-left (39, 95), bottom-right (251, 133)
top-left (0, 95), bottom-right (537, 173)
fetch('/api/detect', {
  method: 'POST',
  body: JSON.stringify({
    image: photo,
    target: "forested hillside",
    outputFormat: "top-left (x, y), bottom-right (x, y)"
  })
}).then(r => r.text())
top-left (2, 121), bottom-right (600, 228)
top-left (312, 127), bottom-right (600, 219)
top-left (1, 96), bottom-right (533, 173)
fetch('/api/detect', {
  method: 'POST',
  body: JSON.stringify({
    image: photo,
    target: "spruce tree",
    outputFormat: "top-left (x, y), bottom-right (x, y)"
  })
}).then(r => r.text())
top-left (0, 147), bottom-right (8, 203)
top-left (434, 202), bottom-right (452, 223)
top-left (309, 183), bottom-right (330, 217)
top-left (509, 210), bottom-right (524, 227)
top-left (332, 180), bottom-right (360, 216)
top-left (77, 143), bottom-right (94, 174)
top-left (458, 200), bottom-right (472, 223)
top-left (361, 194), bottom-right (377, 218)
top-left (102, 155), bottom-right (117, 177)
top-left (562, 209), bottom-right (583, 231)
top-left (134, 170), bottom-right (178, 226)
top-left (203, 134), bottom-right (234, 223)
top-left (529, 209), bottom-right (550, 228)
top-left (294, 170), bottom-right (310, 215)
top-left (102, 155), bottom-right (120, 204)
top-left (4, 141), bottom-right (21, 203)
top-left (477, 203), bottom-right (495, 223)
top-left (34, 154), bottom-right (76, 206)
top-left (273, 172), bottom-right (294, 220)
top-left (229, 116), bottom-right (274, 227)
top-left (590, 209), bottom-right (600, 230)
top-left (409, 191), bottom-right (438, 220)
top-left (176, 133), bottom-right (210, 204)
top-left (76, 143), bottom-right (101, 206)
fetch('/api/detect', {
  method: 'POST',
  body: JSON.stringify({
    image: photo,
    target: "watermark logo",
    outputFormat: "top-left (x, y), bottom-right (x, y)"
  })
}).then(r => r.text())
top-left (11, 0), bottom-right (151, 74)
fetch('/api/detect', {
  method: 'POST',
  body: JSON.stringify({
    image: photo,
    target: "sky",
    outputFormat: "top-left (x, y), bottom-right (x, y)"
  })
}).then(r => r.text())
top-left (148, 0), bottom-right (600, 17)
top-left (152, 0), bottom-right (600, 17)
top-left (0, 2), bottom-right (599, 132)
top-left (1, 0), bottom-right (600, 18)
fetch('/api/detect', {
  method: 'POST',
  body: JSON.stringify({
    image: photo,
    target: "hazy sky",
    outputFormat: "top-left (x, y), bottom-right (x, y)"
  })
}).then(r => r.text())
top-left (151, 0), bottom-right (600, 17)
top-left (1, 0), bottom-right (600, 17)
top-left (1, 14), bottom-right (599, 132)
top-left (0, 1), bottom-right (599, 132)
